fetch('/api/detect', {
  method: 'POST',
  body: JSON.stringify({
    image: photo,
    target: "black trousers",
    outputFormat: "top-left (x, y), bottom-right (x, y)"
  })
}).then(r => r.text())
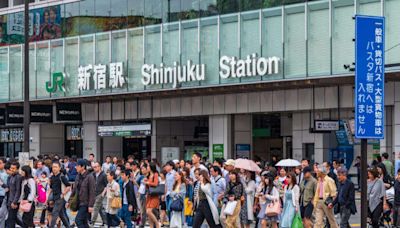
top-left (193, 200), bottom-right (222, 228)
top-left (6, 205), bottom-right (24, 228)
top-left (17, 203), bottom-right (35, 228)
top-left (369, 202), bottom-right (383, 228)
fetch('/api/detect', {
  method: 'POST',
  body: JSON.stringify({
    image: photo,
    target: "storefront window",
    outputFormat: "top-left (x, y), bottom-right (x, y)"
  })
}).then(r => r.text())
top-left (162, 23), bottom-right (180, 89)
top-left (181, 20), bottom-right (199, 88)
top-left (200, 17), bottom-right (219, 86)
top-left (112, 31), bottom-right (127, 93)
top-left (220, 14), bottom-right (239, 84)
top-left (65, 38), bottom-right (79, 96)
top-left (95, 33), bottom-right (110, 94)
top-left (0, 48), bottom-right (8, 101)
top-left (240, 11), bottom-right (260, 83)
top-left (50, 40), bottom-right (64, 98)
top-left (63, 2), bottom-right (80, 37)
top-left (127, 0), bottom-right (144, 28)
top-left (127, 28), bottom-right (144, 91)
top-left (36, 41), bottom-right (50, 98)
top-left (9, 46), bottom-right (22, 101)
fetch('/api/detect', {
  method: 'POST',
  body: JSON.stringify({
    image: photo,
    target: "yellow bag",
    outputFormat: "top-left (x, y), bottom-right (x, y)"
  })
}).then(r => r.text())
top-left (184, 197), bottom-right (193, 216)
top-left (111, 196), bottom-right (122, 209)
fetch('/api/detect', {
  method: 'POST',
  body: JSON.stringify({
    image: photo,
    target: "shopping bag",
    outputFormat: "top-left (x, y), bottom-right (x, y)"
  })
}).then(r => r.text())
top-left (291, 213), bottom-right (304, 228)
top-left (224, 201), bottom-right (238, 216)
top-left (184, 197), bottom-right (193, 216)
top-left (265, 199), bottom-right (281, 217)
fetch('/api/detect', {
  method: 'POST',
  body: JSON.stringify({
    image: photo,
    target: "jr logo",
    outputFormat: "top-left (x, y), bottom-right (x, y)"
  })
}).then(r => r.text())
top-left (46, 72), bottom-right (65, 93)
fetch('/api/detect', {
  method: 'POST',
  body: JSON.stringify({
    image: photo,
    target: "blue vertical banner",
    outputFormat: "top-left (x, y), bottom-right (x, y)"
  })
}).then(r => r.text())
top-left (355, 15), bottom-right (385, 139)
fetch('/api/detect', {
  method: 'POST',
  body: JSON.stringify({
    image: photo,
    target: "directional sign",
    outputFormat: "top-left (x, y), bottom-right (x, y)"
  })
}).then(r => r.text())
top-left (355, 15), bottom-right (385, 139)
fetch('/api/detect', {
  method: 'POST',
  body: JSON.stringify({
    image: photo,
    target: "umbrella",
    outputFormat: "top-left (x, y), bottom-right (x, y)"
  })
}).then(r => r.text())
top-left (235, 158), bottom-right (262, 172)
top-left (275, 159), bottom-right (301, 167)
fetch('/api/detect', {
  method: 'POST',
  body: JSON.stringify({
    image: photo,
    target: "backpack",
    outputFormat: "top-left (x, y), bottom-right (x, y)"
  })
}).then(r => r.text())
top-left (37, 182), bottom-right (47, 203)
top-left (68, 162), bottom-right (78, 182)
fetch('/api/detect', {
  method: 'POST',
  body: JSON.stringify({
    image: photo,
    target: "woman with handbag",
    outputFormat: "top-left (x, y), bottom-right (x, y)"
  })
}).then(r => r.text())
top-left (280, 172), bottom-right (300, 228)
top-left (193, 170), bottom-right (222, 228)
top-left (170, 171), bottom-right (186, 228)
top-left (368, 167), bottom-right (388, 228)
top-left (257, 173), bottom-right (279, 228)
top-left (145, 163), bottom-right (160, 228)
top-left (240, 170), bottom-right (257, 228)
top-left (221, 171), bottom-right (244, 228)
top-left (104, 170), bottom-right (121, 228)
top-left (18, 165), bottom-right (36, 228)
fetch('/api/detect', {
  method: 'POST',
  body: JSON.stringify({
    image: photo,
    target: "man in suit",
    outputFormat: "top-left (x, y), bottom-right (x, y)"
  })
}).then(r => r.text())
top-left (329, 167), bottom-right (357, 228)
top-left (120, 170), bottom-right (138, 228)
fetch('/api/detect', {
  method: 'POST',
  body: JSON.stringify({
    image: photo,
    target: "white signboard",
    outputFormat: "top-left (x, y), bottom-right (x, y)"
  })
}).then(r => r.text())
top-left (161, 147), bottom-right (179, 165)
top-left (314, 120), bottom-right (340, 132)
top-left (19, 152), bottom-right (30, 166)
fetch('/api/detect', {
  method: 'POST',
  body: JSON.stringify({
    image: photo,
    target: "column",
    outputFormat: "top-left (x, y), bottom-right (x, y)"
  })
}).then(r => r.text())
top-left (209, 115), bottom-right (232, 160)
top-left (40, 124), bottom-right (64, 156)
top-left (83, 122), bottom-right (100, 160)
top-left (234, 114), bottom-right (252, 158)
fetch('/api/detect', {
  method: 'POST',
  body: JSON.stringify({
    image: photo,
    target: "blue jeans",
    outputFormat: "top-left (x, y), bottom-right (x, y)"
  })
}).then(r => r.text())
top-left (106, 213), bottom-right (120, 227)
top-left (120, 204), bottom-right (132, 228)
top-left (166, 195), bottom-right (172, 220)
top-left (75, 206), bottom-right (90, 228)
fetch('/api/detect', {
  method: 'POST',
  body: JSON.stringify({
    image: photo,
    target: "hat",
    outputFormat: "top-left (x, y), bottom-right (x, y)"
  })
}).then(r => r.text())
top-left (261, 171), bottom-right (269, 177)
top-left (77, 159), bottom-right (86, 167)
top-left (173, 159), bottom-right (179, 164)
top-left (225, 159), bottom-right (235, 167)
top-left (303, 166), bottom-right (312, 174)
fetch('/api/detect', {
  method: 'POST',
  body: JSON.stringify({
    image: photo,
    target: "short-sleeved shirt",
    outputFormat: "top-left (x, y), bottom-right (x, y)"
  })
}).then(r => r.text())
top-left (50, 173), bottom-right (71, 201)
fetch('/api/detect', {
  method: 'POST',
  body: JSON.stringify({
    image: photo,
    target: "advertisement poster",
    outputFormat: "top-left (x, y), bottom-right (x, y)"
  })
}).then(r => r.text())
top-left (161, 147), bottom-right (179, 165)
top-left (236, 144), bottom-right (250, 159)
top-left (0, 5), bottom-right (61, 45)
top-left (212, 144), bottom-right (224, 161)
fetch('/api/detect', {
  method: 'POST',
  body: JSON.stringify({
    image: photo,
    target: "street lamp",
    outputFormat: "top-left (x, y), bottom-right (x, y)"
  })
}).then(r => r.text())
top-left (23, 0), bottom-right (30, 154)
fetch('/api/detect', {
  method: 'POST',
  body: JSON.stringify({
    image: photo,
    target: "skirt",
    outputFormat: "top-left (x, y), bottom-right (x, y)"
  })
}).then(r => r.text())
top-left (146, 195), bottom-right (160, 209)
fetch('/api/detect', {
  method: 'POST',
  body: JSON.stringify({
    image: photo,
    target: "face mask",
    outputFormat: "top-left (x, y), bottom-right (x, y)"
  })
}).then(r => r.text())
top-left (116, 170), bottom-right (121, 176)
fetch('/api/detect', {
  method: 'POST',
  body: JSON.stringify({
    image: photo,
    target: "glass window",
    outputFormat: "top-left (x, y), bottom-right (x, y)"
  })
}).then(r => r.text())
top-left (13, 0), bottom-right (34, 6)
top-left (263, 0), bottom-right (284, 8)
top-left (95, 33), bottom-right (110, 94)
top-left (200, 0), bottom-right (218, 17)
top-left (0, 19), bottom-right (7, 46)
top-left (163, 0), bottom-right (180, 23)
top-left (79, 35), bottom-right (94, 96)
top-left (145, 0), bottom-right (163, 25)
top-left (332, 0), bottom-right (354, 74)
top-left (385, 0), bottom-right (400, 65)
top-left (127, 28), bottom-right (144, 91)
top-left (181, 0), bottom-right (199, 20)
top-left (181, 20), bottom-right (199, 88)
top-left (50, 40), bottom-right (64, 98)
top-left (220, 14), bottom-right (239, 84)
top-left (218, 0), bottom-right (239, 15)
top-left (9, 46), bottom-right (22, 101)
top-left (0, 47), bottom-right (8, 101)
top-left (127, 0), bottom-right (144, 28)
top-left (110, 0), bottom-right (128, 30)
top-left (240, 11), bottom-right (260, 83)
top-left (162, 23), bottom-right (179, 89)
top-left (36, 41), bottom-right (50, 98)
top-left (79, 0), bottom-right (95, 35)
top-left (29, 44), bottom-right (35, 99)
top-left (65, 38), bottom-right (79, 96)
top-left (284, 6), bottom-right (306, 78)
top-left (64, 2), bottom-right (80, 37)
top-left (200, 17), bottom-right (219, 86)
top-left (359, 0), bottom-right (381, 16)
top-left (307, 2), bottom-right (330, 76)
top-left (241, 0), bottom-right (262, 11)
top-left (95, 0), bottom-right (111, 33)
top-left (0, 1), bottom-right (8, 9)
top-left (262, 9), bottom-right (283, 81)
top-left (111, 31), bottom-right (127, 93)
top-left (144, 25), bottom-right (162, 90)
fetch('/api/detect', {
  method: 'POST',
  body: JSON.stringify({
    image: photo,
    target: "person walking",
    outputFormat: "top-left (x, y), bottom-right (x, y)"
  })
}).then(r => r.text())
top-left (256, 173), bottom-right (279, 228)
top-left (48, 161), bottom-right (71, 228)
top-left (102, 156), bottom-right (113, 173)
top-left (138, 164), bottom-right (148, 228)
top-left (16, 165), bottom-right (36, 228)
top-left (330, 167), bottom-right (356, 228)
top-left (4, 161), bottom-right (22, 228)
top-left (210, 166), bottom-right (226, 213)
top-left (280, 172), bottom-right (300, 228)
top-left (0, 158), bottom-right (8, 228)
top-left (165, 160), bottom-right (176, 220)
top-left (221, 171), bottom-right (243, 228)
top-left (240, 170), bottom-right (257, 228)
top-left (382, 152), bottom-right (394, 177)
top-left (313, 165), bottom-right (339, 228)
top-left (393, 168), bottom-right (400, 226)
top-left (145, 163), bottom-right (160, 228)
top-left (170, 171), bottom-right (186, 228)
top-left (299, 167), bottom-right (317, 228)
top-left (367, 167), bottom-right (387, 228)
top-left (72, 159), bottom-right (96, 228)
top-left (104, 170), bottom-right (121, 228)
top-left (91, 162), bottom-right (108, 226)
top-left (120, 170), bottom-right (137, 228)
top-left (193, 170), bottom-right (222, 228)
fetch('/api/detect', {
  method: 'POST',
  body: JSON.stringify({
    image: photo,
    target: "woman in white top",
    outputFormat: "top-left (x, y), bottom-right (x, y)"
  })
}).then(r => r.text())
top-left (240, 170), bottom-right (257, 228)
top-left (18, 165), bottom-right (37, 228)
top-left (256, 173), bottom-right (279, 228)
top-left (280, 172), bottom-right (300, 228)
top-left (104, 170), bottom-right (121, 228)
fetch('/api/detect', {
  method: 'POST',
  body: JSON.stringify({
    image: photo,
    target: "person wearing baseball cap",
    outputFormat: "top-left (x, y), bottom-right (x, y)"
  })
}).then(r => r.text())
top-left (224, 159), bottom-right (235, 183)
top-left (299, 166), bottom-right (317, 228)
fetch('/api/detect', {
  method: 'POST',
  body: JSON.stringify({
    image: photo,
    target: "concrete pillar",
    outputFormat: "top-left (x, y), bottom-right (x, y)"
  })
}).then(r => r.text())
top-left (83, 122), bottom-right (100, 160)
top-left (234, 114), bottom-right (252, 158)
top-left (40, 124), bottom-right (64, 156)
top-left (29, 124), bottom-right (40, 158)
top-left (209, 115), bottom-right (232, 160)
top-left (151, 119), bottom-right (158, 160)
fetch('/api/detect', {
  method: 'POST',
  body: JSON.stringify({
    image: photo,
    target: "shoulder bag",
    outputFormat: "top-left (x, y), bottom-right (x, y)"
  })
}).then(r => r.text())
top-left (170, 195), bottom-right (184, 211)
top-left (265, 199), bottom-right (281, 217)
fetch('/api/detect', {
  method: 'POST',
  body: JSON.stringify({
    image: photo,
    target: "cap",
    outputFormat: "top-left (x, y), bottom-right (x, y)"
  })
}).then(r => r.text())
top-left (225, 159), bottom-right (235, 167)
top-left (173, 159), bottom-right (179, 164)
top-left (77, 159), bottom-right (86, 167)
top-left (303, 166), bottom-right (312, 174)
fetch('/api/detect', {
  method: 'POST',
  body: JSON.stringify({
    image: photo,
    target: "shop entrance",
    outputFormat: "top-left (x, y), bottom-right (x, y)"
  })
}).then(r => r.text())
top-left (65, 125), bottom-right (83, 158)
top-left (0, 128), bottom-right (24, 158)
top-left (252, 114), bottom-right (284, 161)
top-left (123, 136), bottom-right (151, 161)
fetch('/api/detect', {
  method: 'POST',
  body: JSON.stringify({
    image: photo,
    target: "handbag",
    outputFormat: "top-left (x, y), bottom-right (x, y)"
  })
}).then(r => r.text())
top-left (265, 199), bottom-right (281, 217)
top-left (111, 196), bottom-right (122, 209)
top-left (20, 200), bottom-right (32, 213)
top-left (170, 196), bottom-right (184, 211)
top-left (69, 194), bottom-right (79, 212)
top-left (291, 213), bottom-right (304, 228)
top-left (149, 184), bottom-right (165, 196)
top-left (324, 196), bottom-right (333, 206)
top-left (184, 197), bottom-right (193, 216)
top-left (224, 200), bottom-right (238, 216)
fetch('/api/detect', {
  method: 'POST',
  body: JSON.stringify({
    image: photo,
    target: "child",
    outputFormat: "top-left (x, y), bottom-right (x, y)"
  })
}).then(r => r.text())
top-left (37, 172), bottom-right (49, 227)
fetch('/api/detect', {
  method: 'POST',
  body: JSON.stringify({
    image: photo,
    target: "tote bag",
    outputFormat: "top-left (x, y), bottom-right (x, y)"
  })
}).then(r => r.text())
top-left (265, 199), bottom-right (281, 217)
top-left (224, 201), bottom-right (238, 216)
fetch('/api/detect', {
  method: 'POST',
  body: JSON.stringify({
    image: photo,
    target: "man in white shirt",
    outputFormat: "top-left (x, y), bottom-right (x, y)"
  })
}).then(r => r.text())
top-left (101, 156), bottom-right (112, 173)
top-left (210, 166), bottom-right (226, 210)
top-left (190, 152), bottom-right (208, 181)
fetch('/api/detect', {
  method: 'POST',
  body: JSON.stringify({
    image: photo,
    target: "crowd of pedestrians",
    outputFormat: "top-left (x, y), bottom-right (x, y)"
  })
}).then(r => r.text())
top-left (0, 152), bottom-right (396, 228)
